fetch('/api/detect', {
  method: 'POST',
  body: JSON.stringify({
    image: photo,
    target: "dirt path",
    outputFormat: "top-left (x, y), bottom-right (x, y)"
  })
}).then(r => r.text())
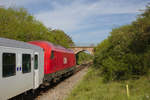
top-left (36, 66), bottom-right (89, 100)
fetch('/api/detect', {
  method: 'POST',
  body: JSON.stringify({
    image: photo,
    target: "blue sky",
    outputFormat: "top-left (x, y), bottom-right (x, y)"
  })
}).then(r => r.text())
top-left (0, 0), bottom-right (149, 45)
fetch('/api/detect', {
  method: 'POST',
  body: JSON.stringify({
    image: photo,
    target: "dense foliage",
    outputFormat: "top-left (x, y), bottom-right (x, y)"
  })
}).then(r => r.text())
top-left (0, 7), bottom-right (74, 47)
top-left (76, 51), bottom-right (93, 65)
top-left (94, 5), bottom-right (150, 81)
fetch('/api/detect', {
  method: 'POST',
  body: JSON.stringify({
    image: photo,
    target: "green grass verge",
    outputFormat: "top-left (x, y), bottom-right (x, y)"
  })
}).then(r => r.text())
top-left (66, 67), bottom-right (150, 100)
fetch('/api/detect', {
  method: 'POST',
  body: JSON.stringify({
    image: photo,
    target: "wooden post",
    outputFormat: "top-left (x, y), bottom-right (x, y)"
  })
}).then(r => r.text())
top-left (126, 84), bottom-right (130, 98)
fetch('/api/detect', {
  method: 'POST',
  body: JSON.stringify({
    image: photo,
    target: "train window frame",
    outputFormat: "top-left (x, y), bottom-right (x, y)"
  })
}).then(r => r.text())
top-left (2, 53), bottom-right (16, 77)
top-left (22, 54), bottom-right (31, 74)
top-left (50, 51), bottom-right (54, 59)
top-left (34, 54), bottom-right (38, 70)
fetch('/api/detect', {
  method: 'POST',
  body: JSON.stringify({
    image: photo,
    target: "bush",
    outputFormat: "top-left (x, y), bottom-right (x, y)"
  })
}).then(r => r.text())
top-left (94, 4), bottom-right (150, 81)
top-left (0, 7), bottom-right (74, 47)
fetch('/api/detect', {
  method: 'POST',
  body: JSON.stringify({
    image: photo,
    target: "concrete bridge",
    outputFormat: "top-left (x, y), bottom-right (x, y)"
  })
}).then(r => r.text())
top-left (70, 46), bottom-right (94, 55)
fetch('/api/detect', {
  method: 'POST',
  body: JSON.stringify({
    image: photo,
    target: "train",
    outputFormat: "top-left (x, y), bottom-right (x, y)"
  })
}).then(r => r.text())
top-left (0, 38), bottom-right (76, 100)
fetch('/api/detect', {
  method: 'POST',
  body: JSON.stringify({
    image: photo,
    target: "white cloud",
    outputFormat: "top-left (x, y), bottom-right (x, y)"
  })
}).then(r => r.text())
top-left (72, 29), bottom-right (111, 44)
top-left (0, 0), bottom-right (148, 32)
top-left (35, 0), bottom-right (148, 32)
top-left (0, 0), bottom-right (42, 7)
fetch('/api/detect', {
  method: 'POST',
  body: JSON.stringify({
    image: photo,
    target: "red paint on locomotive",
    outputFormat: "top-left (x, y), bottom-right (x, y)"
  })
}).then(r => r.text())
top-left (28, 41), bottom-right (76, 75)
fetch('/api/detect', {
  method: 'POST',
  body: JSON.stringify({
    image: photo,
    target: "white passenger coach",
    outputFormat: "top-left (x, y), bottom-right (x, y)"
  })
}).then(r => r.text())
top-left (0, 38), bottom-right (44, 100)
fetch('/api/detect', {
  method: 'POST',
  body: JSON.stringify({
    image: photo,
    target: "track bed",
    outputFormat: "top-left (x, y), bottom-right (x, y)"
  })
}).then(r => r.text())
top-left (10, 63), bottom-right (91, 100)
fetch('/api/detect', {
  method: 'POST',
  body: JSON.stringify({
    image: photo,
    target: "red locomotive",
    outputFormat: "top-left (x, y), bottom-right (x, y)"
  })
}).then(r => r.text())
top-left (28, 41), bottom-right (76, 82)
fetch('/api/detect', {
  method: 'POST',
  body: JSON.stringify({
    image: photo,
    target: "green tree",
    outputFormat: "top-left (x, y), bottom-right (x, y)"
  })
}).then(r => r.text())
top-left (94, 4), bottom-right (150, 81)
top-left (0, 7), bottom-right (74, 48)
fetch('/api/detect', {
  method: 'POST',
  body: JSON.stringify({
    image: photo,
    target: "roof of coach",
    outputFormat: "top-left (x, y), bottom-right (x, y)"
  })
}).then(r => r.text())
top-left (29, 41), bottom-right (74, 53)
top-left (0, 38), bottom-right (43, 51)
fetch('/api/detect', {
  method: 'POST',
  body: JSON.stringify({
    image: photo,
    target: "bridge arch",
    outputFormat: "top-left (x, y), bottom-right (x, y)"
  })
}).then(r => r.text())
top-left (76, 50), bottom-right (91, 55)
top-left (70, 46), bottom-right (94, 55)
top-left (75, 49), bottom-right (93, 65)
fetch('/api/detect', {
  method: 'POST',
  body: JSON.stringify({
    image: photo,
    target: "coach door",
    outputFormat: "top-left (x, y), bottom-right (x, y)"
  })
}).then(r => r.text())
top-left (33, 52), bottom-right (39, 89)
top-left (17, 50), bottom-right (34, 91)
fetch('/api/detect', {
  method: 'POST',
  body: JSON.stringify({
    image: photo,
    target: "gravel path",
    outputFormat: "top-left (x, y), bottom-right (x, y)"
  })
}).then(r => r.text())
top-left (36, 66), bottom-right (89, 100)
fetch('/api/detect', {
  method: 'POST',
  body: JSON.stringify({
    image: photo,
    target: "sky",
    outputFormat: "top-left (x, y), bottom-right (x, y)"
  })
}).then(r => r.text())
top-left (0, 0), bottom-right (149, 46)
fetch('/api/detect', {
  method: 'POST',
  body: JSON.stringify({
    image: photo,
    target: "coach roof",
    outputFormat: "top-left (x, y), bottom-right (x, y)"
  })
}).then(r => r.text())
top-left (0, 37), bottom-right (42, 51)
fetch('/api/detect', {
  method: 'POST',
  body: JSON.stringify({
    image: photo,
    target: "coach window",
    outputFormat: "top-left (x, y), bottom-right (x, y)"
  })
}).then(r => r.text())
top-left (50, 51), bottom-right (54, 59)
top-left (22, 54), bottom-right (31, 73)
top-left (2, 53), bottom-right (16, 77)
top-left (34, 55), bottom-right (38, 69)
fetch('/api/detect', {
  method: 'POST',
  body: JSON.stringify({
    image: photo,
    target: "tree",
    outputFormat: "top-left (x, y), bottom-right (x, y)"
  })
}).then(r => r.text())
top-left (0, 7), bottom-right (74, 48)
top-left (93, 4), bottom-right (150, 81)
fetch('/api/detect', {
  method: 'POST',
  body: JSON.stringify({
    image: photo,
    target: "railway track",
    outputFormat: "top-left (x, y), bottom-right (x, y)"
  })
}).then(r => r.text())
top-left (10, 62), bottom-right (91, 100)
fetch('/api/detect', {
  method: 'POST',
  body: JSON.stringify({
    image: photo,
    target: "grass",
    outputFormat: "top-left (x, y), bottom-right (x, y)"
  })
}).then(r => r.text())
top-left (66, 67), bottom-right (150, 100)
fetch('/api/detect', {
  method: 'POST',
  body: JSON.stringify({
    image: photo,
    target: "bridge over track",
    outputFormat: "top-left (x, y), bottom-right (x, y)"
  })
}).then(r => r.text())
top-left (69, 46), bottom-right (94, 55)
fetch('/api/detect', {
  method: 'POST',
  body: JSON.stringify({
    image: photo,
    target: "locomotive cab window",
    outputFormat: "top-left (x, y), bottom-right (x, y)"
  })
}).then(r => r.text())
top-left (22, 54), bottom-right (31, 73)
top-left (50, 51), bottom-right (54, 59)
top-left (34, 55), bottom-right (38, 69)
top-left (2, 53), bottom-right (16, 77)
